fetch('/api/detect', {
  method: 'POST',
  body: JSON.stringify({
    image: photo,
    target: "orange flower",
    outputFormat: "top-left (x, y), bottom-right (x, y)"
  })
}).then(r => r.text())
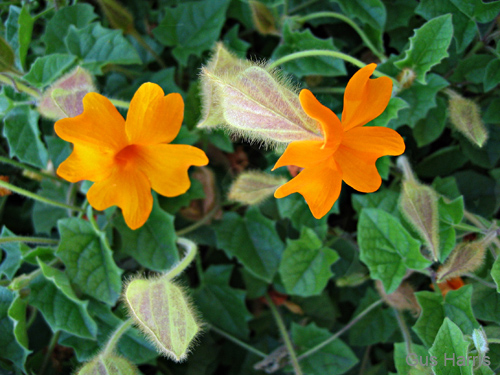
top-left (272, 64), bottom-right (405, 218)
top-left (55, 83), bottom-right (209, 229)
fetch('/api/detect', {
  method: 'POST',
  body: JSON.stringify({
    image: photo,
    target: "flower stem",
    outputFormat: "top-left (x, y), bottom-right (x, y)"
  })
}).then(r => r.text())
top-left (295, 12), bottom-right (386, 61)
top-left (0, 73), bottom-right (41, 99)
top-left (165, 237), bottom-right (197, 280)
top-left (297, 299), bottom-right (384, 361)
top-left (395, 309), bottom-right (413, 355)
top-left (175, 205), bottom-right (220, 236)
top-left (0, 156), bottom-right (64, 183)
top-left (208, 324), bottom-right (267, 358)
top-left (39, 330), bottom-right (61, 375)
top-left (102, 318), bottom-right (134, 358)
top-left (0, 178), bottom-right (85, 213)
top-left (108, 98), bottom-right (130, 109)
top-left (264, 294), bottom-right (303, 375)
top-left (0, 236), bottom-right (58, 245)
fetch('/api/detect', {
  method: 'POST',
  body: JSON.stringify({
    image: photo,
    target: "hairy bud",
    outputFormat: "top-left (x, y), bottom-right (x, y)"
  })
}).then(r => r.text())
top-left (198, 43), bottom-right (322, 146)
top-left (446, 89), bottom-right (488, 147)
top-left (397, 68), bottom-right (416, 90)
top-left (78, 354), bottom-right (139, 375)
top-left (97, 0), bottom-right (135, 34)
top-left (398, 156), bottom-right (440, 261)
top-left (375, 280), bottom-right (420, 316)
top-left (38, 67), bottom-right (96, 120)
top-left (228, 171), bottom-right (287, 205)
top-left (249, 1), bottom-right (279, 35)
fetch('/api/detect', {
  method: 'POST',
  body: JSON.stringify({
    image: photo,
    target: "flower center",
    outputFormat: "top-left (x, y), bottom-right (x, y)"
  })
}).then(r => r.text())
top-left (115, 144), bottom-right (139, 168)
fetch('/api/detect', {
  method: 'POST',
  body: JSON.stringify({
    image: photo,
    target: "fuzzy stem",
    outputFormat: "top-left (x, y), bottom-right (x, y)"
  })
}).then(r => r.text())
top-left (297, 299), bottom-right (384, 361)
top-left (102, 318), bottom-right (134, 358)
top-left (464, 273), bottom-right (497, 289)
top-left (208, 324), bottom-right (267, 358)
top-left (0, 156), bottom-right (64, 183)
top-left (108, 98), bottom-right (130, 109)
top-left (395, 309), bottom-right (413, 354)
top-left (0, 178), bottom-right (85, 213)
top-left (0, 73), bottom-right (41, 98)
top-left (165, 237), bottom-right (197, 280)
top-left (296, 12), bottom-right (386, 61)
top-left (175, 205), bottom-right (220, 236)
top-left (264, 294), bottom-right (303, 375)
top-left (0, 236), bottom-right (58, 245)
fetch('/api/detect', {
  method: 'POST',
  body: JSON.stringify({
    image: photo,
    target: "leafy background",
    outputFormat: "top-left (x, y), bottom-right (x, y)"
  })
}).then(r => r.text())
top-left (0, 0), bottom-right (500, 374)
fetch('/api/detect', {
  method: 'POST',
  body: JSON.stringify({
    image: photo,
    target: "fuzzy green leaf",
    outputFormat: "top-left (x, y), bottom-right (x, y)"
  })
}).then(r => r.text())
top-left (214, 207), bottom-right (284, 282)
top-left (32, 179), bottom-right (69, 234)
top-left (279, 227), bottom-right (339, 297)
top-left (484, 58), bottom-right (500, 92)
top-left (450, 0), bottom-right (500, 23)
top-left (358, 208), bottom-right (429, 293)
top-left (4, 5), bottom-right (34, 70)
top-left (0, 227), bottom-right (27, 280)
top-left (23, 54), bottom-right (77, 88)
top-left (57, 218), bottom-right (123, 306)
top-left (153, 0), bottom-right (231, 65)
top-left (413, 96), bottom-right (447, 147)
top-left (3, 106), bottom-right (48, 168)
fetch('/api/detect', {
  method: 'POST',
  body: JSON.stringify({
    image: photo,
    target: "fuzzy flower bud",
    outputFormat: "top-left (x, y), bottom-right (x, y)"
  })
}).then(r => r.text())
top-left (249, 1), bottom-right (279, 35)
top-left (38, 66), bottom-right (96, 120)
top-left (97, 0), bottom-right (135, 34)
top-left (375, 280), bottom-right (421, 316)
top-left (228, 171), bottom-right (287, 205)
top-left (397, 68), bottom-right (416, 90)
top-left (198, 43), bottom-right (322, 146)
top-left (398, 156), bottom-right (440, 261)
top-left (437, 228), bottom-right (498, 282)
top-left (446, 89), bottom-right (488, 147)
top-left (78, 354), bottom-right (139, 375)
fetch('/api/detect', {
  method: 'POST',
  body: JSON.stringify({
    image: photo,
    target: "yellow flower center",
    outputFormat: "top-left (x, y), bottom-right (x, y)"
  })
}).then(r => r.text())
top-left (115, 144), bottom-right (139, 168)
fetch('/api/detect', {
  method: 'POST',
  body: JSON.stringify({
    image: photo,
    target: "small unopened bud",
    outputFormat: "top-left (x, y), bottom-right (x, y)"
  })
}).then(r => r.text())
top-left (472, 326), bottom-right (489, 356)
top-left (0, 176), bottom-right (12, 196)
top-left (21, 170), bottom-right (43, 182)
top-left (397, 68), bottom-right (416, 90)
top-left (198, 43), bottom-right (321, 146)
top-left (124, 275), bottom-right (201, 362)
top-left (375, 280), bottom-right (420, 316)
top-left (0, 36), bottom-right (15, 72)
top-left (78, 354), bottom-right (139, 375)
top-left (228, 171), bottom-right (287, 205)
top-left (335, 272), bottom-right (369, 287)
top-left (398, 156), bottom-right (440, 261)
top-left (249, 1), bottom-right (279, 36)
top-left (38, 67), bottom-right (96, 120)
top-left (437, 229), bottom-right (497, 282)
top-left (446, 89), bottom-right (488, 147)
top-left (97, 0), bottom-right (135, 34)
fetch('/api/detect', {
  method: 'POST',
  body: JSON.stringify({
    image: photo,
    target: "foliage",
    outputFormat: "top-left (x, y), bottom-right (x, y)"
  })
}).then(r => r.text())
top-left (0, 0), bottom-right (499, 374)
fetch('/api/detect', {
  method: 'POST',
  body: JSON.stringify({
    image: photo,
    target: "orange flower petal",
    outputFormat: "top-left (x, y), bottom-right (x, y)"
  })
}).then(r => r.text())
top-left (87, 167), bottom-right (153, 230)
top-left (57, 144), bottom-right (115, 183)
top-left (341, 63), bottom-right (393, 131)
top-left (125, 83), bottom-right (184, 145)
top-left (134, 144), bottom-right (209, 197)
top-left (299, 89), bottom-right (342, 147)
top-left (342, 126), bottom-right (406, 156)
top-left (334, 146), bottom-right (382, 193)
top-left (272, 140), bottom-right (333, 170)
top-left (55, 92), bottom-right (127, 151)
top-left (274, 160), bottom-right (342, 219)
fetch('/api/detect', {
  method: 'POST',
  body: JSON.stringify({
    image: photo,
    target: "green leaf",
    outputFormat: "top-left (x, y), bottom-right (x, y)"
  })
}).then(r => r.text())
top-left (413, 96), bottom-right (447, 147)
top-left (451, 54), bottom-right (494, 84)
top-left (292, 322), bottom-right (358, 375)
top-left (193, 265), bottom-right (252, 340)
top-left (358, 208), bottom-right (429, 293)
top-left (416, 0), bottom-right (476, 53)
top-left (413, 286), bottom-right (479, 347)
top-left (492, 256), bottom-right (500, 292)
top-left (279, 227), bottom-right (338, 297)
top-left (153, 0), bottom-right (231, 65)
top-left (416, 146), bottom-right (468, 178)
top-left (389, 74), bottom-right (449, 129)
top-left (332, 0), bottom-right (386, 29)
top-left (429, 318), bottom-right (473, 375)
top-left (454, 171), bottom-right (498, 218)
top-left (437, 196), bottom-right (464, 262)
top-left (472, 284), bottom-right (500, 324)
top-left (349, 288), bottom-right (396, 346)
top-left (484, 58), bottom-right (500, 92)
top-left (395, 14), bottom-right (453, 84)
top-left (114, 200), bottom-right (179, 272)
top-left (352, 189), bottom-right (399, 216)
top-left (59, 302), bottom-right (156, 364)
top-left (65, 23), bottom-right (141, 74)
top-left (394, 343), bottom-right (429, 374)
top-left (0, 287), bottom-right (30, 372)
top-left (56, 218), bottom-right (123, 305)
top-left (28, 260), bottom-right (98, 339)
top-left (32, 179), bottom-right (69, 234)
top-left (366, 97), bottom-right (409, 128)
top-left (214, 207), bottom-right (284, 283)
top-left (4, 5), bottom-right (34, 70)
top-left (42, 4), bottom-right (98, 54)
top-left (3, 106), bottom-right (48, 169)
top-left (0, 227), bottom-right (27, 279)
top-left (450, 0), bottom-right (500, 23)
top-left (271, 21), bottom-right (346, 78)
top-left (23, 54), bottom-right (77, 88)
